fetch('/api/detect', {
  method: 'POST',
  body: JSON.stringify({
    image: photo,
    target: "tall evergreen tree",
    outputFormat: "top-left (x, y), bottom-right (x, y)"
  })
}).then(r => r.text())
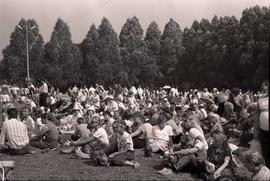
top-left (144, 21), bottom-right (162, 86)
top-left (119, 16), bottom-right (145, 85)
top-left (160, 18), bottom-right (184, 84)
top-left (96, 17), bottom-right (120, 85)
top-left (44, 18), bottom-right (82, 89)
top-left (80, 24), bottom-right (100, 85)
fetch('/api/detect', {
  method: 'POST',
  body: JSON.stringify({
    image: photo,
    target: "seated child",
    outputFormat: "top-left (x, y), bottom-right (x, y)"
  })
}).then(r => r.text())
top-left (71, 117), bottom-right (90, 141)
top-left (108, 120), bottom-right (140, 168)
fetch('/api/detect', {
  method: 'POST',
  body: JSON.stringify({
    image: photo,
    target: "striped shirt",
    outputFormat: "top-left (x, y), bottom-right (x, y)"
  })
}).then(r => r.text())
top-left (0, 118), bottom-right (29, 149)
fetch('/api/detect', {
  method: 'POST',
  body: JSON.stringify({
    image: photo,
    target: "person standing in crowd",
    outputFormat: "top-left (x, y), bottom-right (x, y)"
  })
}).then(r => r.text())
top-left (217, 85), bottom-right (229, 116)
top-left (0, 108), bottom-right (32, 155)
top-left (39, 80), bottom-right (49, 107)
top-left (254, 81), bottom-right (269, 167)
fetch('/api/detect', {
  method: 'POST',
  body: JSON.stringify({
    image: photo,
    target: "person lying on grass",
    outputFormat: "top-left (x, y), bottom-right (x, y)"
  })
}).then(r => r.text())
top-left (66, 115), bottom-right (109, 165)
top-left (108, 120), bottom-right (140, 168)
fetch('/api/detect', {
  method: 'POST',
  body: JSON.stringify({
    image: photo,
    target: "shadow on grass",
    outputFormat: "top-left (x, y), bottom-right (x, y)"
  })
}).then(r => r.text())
top-left (153, 163), bottom-right (165, 171)
top-left (83, 160), bottom-right (97, 166)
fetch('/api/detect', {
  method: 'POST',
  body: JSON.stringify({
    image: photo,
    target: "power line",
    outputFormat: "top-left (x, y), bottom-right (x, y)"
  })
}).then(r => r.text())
top-left (66, 0), bottom-right (112, 23)
top-left (39, 0), bottom-right (112, 30)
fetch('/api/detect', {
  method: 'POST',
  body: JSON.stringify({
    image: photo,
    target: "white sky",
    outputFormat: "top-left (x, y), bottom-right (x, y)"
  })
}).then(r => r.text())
top-left (0, 0), bottom-right (269, 59)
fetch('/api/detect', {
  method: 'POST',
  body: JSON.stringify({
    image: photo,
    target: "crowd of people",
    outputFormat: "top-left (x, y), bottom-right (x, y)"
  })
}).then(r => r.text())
top-left (0, 81), bottom-right (269, 180)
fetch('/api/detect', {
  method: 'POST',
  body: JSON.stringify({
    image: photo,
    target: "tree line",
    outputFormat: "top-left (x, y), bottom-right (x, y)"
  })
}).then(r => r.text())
top-left (0, 5), bottom-right (269, 91)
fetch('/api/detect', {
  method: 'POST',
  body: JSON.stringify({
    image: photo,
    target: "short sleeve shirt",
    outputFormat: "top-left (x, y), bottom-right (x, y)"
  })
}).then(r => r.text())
top-left (93, 127), bottom-right (109, 146)
top-left (152, 125), bottom-right (173, 142)
top-left (117, 131), bottom-right (134, 151)
top-left (189, 127), bottom-right (208, 150)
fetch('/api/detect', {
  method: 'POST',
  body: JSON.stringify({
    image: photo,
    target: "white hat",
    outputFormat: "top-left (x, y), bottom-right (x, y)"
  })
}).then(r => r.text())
top-left (87, 105), bottom-right (95, 112)
top-left (73, 102), bottom-right (81, 110)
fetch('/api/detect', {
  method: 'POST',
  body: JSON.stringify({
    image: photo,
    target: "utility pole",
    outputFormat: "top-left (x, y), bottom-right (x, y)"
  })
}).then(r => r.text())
top-left (17, 22), bottom-right (36, 84)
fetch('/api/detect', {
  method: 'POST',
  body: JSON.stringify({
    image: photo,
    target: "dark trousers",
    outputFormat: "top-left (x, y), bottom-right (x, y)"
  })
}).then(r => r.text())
top-left (39, 93), bottom-right (48, 107)
top-left (132, 137), bottom-right (146, 149)
top-left (9, 143), bottom-right (31, 155)
top-left (217, 102), bottom-right (225, 117)
top-left (30, 139), bottom-right (58, 149)
top-left (259, 129), bottom-right (269, 167)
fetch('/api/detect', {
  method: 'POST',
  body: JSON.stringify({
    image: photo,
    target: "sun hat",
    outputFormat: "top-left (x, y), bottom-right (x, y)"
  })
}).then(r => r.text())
top-left (87, 105), bottom-right (95, 112)
top-left (73, 102), bottom-right (81, 110)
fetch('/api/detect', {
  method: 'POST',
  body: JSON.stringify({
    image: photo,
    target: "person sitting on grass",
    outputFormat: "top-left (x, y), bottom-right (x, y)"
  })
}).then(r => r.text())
top-left (71, 117), bottom-right (90, 141)
top-left (60, 117), bottom-right (90, 154)
top-left (103, 111), bottom-right (115, 142)
top-left (157, 123), bottom-right (207, 176)
top-left (68, 115), bottom-right (109, 166)
top-left (30, 113), bottom-right (59, 150)
top-left (145, 112), bottom-right (173, 156)
top-left (184, 114), bottom-right (208, 150)
top-left (234, 150), bottom-right (270, 181)
top-left (20, 106), bottom-right (36, 139)
top-left (108, 120), bottom-right (140, 168)
top-left (0, 108), bottom-right (34, 155)
top-left (130, 113), bottom-right (152, 149)
top-left (203, 130), bottom-right (232, 180)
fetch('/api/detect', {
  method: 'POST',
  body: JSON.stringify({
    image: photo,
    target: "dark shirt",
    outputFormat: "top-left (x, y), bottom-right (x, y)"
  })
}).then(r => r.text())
top-left (207, 142), bottom-right (231, 168)
top-left (39, 121), bottom-right (59, 145)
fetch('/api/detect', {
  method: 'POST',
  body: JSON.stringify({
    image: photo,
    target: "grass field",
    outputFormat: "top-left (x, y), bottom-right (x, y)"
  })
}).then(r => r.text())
top-left (1, 148), bottom-right (202, 180)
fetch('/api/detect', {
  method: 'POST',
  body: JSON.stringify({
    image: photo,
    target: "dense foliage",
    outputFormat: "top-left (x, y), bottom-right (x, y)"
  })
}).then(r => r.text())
top-left (0, 6), bottom-right (269, 91)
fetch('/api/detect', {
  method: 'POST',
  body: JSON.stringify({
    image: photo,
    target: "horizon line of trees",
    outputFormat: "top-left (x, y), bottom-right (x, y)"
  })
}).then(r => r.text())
top-left (0, 5), bottom-right (269, 91)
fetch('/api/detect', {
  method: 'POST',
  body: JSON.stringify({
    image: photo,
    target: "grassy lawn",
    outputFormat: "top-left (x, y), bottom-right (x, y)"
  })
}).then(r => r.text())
top-left (1, 148), bottom-right (202, 180)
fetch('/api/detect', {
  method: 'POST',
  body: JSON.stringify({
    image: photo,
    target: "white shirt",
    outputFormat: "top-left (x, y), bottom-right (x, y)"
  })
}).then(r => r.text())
top-left (0, 94), bottom-right (11, 103)
top-left (151, 125), bottom-right (173, 142)
top-left (144, 123), bottom-right (153, 139)
top-left (39, 82), bottom-right (48, 93)
top-left (93, 127), bottom-right (109, 146)
top-left (22, 115), bottom-right (36, 137)
top-left (189, 127), bottom-right (208, 150)
top-left (258, 96), bottom-right (268, 131)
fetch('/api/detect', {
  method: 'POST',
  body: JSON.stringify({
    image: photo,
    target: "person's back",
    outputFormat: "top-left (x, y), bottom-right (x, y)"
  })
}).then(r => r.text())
top-left (76, 123), bottom-right (90, 139)
top-left (43, 121), bottom-right (59, 145)
top-left (0, 108), bottom-right (30, 155)
top-left (2, 118), bottom-right (29, 148)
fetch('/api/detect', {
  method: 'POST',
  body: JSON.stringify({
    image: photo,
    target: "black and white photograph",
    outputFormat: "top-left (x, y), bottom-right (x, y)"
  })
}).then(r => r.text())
top-left (0, 0), bottom-right (269, 180)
